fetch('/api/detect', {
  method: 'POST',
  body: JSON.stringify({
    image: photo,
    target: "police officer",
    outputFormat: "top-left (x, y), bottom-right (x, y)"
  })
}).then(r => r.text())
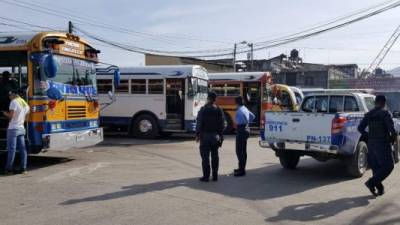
top-left (196, 92), bottom-right (225, 182)
top-left (234, 96), bottom-right (255, 177)
top-left (358, 95), bottom-right (396, 196)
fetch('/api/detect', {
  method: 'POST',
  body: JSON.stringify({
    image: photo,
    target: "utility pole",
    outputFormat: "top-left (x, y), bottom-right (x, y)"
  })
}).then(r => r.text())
top-left (68, 21), bottom-right (73, 34)
top-left (249, 43), bottom-right (254, 71)
top-left (233, 43), bottom-right (237, 72)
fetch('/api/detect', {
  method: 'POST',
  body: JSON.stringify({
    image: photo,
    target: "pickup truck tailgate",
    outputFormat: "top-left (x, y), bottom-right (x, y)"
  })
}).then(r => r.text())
top-left (264, 112), bottom-right (335, 144)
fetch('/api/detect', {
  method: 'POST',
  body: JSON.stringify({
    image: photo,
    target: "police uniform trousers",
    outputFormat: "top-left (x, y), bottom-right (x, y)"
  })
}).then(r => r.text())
top-left (367, 139), bottom-right (394, 186)
top-left (236, 124), bottom-right (250, 172)
top-left (199, 132), bottom-right (220, 178)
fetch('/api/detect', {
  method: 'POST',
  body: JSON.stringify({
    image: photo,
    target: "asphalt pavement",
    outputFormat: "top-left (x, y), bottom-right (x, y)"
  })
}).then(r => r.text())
top-left (1, 134), bottom-right (400, 225)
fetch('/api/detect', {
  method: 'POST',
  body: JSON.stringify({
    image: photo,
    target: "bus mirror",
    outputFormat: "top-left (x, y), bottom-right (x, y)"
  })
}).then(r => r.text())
top-left (44, 54), bottom-right (58, 78)
top-left (46, 87), bottom-right (63, 101)
top-left (113, 69), bottom-right (121, 88)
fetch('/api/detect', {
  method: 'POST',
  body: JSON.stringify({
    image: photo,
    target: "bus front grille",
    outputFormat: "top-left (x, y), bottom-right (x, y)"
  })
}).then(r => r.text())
top-left (67, 106), bottom-right (86, 119)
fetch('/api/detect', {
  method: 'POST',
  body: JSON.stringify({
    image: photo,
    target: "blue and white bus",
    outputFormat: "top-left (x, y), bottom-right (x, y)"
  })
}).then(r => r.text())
top-left (97, 65), bottom-right (209, 138)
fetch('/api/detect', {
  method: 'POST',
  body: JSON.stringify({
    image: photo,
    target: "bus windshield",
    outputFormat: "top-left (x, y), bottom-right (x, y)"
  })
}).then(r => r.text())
top-left (188, 77), bottom-right (208, 99)
top-left (34, 54), bottom-right (97, 95)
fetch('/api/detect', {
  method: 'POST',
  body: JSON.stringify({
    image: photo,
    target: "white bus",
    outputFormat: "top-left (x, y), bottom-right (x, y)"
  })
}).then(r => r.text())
top-left (97, 65), bottom-right (209, 138)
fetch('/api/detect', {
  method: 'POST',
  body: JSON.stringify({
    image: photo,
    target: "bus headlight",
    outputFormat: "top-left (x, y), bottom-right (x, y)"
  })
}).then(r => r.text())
top-left (90, 121), bottom-right (98, 127)
top-left (51, 123), bottom-right (62, 131)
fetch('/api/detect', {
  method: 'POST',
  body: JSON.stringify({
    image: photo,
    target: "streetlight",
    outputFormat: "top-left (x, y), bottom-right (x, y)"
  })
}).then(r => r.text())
top-left (233, 41), bottom-right (254, 72)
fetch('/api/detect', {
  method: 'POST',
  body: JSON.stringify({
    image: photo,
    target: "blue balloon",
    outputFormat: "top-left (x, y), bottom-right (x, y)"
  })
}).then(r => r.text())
top-left (47, 87), bottom-right (63, 100)
top-left (44, 55), bottom-right (58, 78)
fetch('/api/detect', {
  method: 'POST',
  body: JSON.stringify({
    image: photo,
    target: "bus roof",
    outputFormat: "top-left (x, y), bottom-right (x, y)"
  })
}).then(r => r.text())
top-left (103, 65), bottom-right (208, 80)
top-left (208, 72), bottom-right (270, 82)
top-left (0, 31), bottom-right (93, 51)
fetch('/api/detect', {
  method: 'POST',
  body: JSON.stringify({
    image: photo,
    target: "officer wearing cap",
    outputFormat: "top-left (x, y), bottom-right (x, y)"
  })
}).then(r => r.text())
top-left (196, 92), bottom-right (225, 182)
top-left (358, 95), bottom-right (396, 196)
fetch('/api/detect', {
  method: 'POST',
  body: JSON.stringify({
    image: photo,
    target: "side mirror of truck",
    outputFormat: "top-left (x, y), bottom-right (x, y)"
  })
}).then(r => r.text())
top-left (393, 111), bottom-right (400, 118)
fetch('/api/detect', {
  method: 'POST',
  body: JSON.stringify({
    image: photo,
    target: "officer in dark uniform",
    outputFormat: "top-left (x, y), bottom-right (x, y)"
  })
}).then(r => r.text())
top-left (196, 92), bottom-right (225, 182)
top-left (358, 95), bottom-right (396, 196)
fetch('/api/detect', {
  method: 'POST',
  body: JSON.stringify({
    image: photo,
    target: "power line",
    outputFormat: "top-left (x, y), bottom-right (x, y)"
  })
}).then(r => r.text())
top-left (2, 0), bottom-right (400, 58)
top-left (0, 0), bottom-right (233, 46)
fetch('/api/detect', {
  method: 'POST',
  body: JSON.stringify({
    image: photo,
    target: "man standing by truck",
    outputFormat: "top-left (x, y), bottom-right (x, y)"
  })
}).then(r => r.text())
top-left (234, 96), bottom-right (255, 177)
top-left (358, 95), bottom-right (396, 196)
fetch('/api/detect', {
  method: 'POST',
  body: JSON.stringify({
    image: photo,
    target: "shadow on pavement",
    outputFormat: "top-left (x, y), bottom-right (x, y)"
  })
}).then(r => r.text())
top-left (350, 202), bottom-right (400, 225)
top-left (266, 195), bottom-right (373, 222)
top-left (61, 158), bottom-right (353, 205)
top-left (0, 153), bottom-right (73, 172)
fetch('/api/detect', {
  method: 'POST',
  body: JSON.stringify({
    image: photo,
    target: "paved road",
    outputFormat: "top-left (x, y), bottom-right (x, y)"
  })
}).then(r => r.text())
top-left (1, 135), bottom-right (400, 225)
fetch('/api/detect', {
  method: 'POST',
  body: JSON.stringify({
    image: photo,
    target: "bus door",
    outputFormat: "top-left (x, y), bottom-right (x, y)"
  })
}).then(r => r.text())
top-left (0, 62), bottom-right (28, 149)
top-left (165, 79), bottom-right (185, 130)
top-left (243, 82), bottom-right (261, 127)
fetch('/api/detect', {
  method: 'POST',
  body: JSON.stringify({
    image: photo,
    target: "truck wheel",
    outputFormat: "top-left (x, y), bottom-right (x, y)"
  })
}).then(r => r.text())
top-left (346, 141), bottom-right (368, 178)
top-left (393, 136), bottom-right (400, 164)
top-left (132, 114), bottom-right (159, 139)
top-left (279, 151), bottom-right (300, 170)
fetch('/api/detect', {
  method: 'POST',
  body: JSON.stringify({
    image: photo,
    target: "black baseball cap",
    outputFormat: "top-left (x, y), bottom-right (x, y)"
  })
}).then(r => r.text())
top-left (375, 95), bottom-right (387, 104)
top-left (207, 92), bottom-right (217, 101)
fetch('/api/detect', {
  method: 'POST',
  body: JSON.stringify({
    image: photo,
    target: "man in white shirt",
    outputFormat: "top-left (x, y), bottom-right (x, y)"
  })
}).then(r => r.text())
top-left (2, 90), bottom-right (30, 175)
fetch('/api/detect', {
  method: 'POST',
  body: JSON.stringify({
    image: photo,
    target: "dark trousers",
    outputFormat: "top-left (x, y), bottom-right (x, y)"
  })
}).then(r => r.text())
top-left (199, 133), bottom-right (220, 178)
top-left (367, 140), bottom-right (394, 186)
top-left (236, 125), bottom-right (250, 171)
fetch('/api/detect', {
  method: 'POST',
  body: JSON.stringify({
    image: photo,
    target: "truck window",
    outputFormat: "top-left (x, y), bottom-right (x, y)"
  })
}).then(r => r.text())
top-left (302, 97), bottom-right (315, 112)
top-left (315, 96), bottom-right (328, 113)
top-left (329, 96), bottom-right (344, 113)
top-left (344, 96), bottom-right (359, 112)
top-left (364, 97), bottom-right (375, 111)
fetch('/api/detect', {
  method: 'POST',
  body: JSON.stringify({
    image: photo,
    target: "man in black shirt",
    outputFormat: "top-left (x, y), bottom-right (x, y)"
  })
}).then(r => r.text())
top-left (358, 95), bottom-right (396, 196)
top-left (196, 92), bottom-right (225, 182)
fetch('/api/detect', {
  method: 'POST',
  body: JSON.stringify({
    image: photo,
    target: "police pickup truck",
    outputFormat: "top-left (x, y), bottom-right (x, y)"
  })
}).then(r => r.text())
top-left (259, 92), bottom-right (400, 177)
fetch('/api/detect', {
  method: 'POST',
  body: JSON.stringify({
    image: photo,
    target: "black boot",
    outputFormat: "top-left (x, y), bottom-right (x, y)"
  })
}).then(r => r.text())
top-left (365, 180), bottom-right (378, 197)
top-left (234, 169), bottom-right (246, 177)
top-left (376, 183), bottom-right (385, 196)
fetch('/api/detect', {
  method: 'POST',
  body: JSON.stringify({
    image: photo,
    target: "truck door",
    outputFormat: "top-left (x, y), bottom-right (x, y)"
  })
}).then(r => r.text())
top-left (165, 79), bottom-right (185, 130)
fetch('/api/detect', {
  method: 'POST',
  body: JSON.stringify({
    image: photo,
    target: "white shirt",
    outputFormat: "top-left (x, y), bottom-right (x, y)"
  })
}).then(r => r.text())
top-left (8, 98), bottom-right (30, 129)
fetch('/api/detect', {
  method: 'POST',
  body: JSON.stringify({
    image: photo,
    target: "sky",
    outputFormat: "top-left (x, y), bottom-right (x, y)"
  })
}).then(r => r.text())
top-left (1, 0), bottom-right (400, 70)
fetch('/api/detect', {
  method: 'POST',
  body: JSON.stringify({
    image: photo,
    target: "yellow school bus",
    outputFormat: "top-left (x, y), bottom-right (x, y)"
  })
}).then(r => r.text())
top-left (0, 32), bottom-right (111, 153)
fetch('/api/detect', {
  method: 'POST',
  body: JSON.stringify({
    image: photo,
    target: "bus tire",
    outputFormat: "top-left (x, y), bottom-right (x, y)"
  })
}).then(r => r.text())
top-left (346, 141), bottom-right (368, 178)
top-left (278, 151), bottom-right (300, 170)
top-left (132, 114), bottom-right (159, 139)
top-left (223, 112), bottom-right (234, 134)
top-left (393, 135), bottom-right (400, 164)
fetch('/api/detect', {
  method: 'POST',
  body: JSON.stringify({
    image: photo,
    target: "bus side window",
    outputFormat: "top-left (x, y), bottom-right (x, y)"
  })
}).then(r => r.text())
top-left (131, 79), bottom-right (146, 94)
top-left (115, 80), bottom-right (129, 94)
top-left (226, 84), bottom-right (240, 96)
top-left (148, 79), bottom-right (163, 94)
top-left (97, 79), bottom-right (113, 94)
top-left (210, 84), bottom-right (225, 96)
